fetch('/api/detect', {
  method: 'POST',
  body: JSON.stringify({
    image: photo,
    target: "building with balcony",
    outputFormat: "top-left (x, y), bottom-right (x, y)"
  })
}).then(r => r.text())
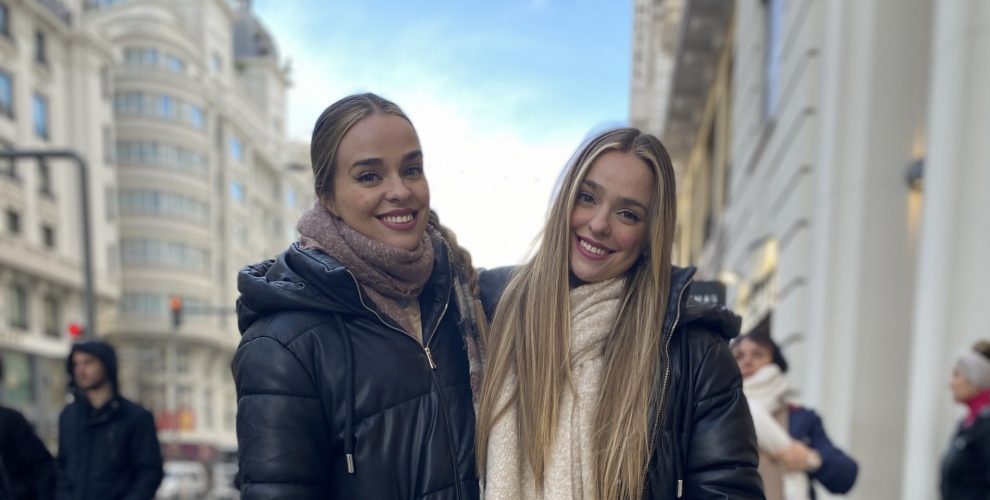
top-left (0, 0), bottom-right (312, 458)
top-left (631, 0), bottom-right (990, 498)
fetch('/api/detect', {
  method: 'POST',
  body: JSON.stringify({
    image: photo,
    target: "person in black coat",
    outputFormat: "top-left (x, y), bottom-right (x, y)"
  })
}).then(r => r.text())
top-left (232, 93), bottom-right (488, 499)
top-left (474, 128), bottom-right (763, 499)
top-left (0, 358), bottom-right (55, 500)
top-left (55, 341), bottom-right (163, 500)
top-left (941, 340), bottom-right (990, 499)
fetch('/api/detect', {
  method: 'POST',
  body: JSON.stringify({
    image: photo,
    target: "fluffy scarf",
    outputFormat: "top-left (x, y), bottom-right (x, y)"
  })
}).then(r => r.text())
top-left (295, 203), bottom-right (486, 406)
top-left (296, 202), bottom-right (434, 338)
top-left (485, 278), bottom-right (626, 500)
top-left (744, 364), bottom-right (810, 500)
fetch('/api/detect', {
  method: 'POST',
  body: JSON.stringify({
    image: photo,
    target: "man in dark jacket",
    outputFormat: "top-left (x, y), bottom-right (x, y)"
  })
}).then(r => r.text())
top-left (56, 341), bottom-right (163, 500)
top-left (0, 358), bottom-right (56, 500)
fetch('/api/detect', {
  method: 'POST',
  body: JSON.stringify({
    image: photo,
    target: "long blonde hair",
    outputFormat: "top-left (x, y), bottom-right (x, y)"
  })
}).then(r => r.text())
top-left (475, 128), bottom-right (677, 499)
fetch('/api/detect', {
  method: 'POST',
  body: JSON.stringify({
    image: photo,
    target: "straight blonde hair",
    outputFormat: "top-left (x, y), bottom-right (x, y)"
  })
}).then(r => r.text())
top-left (476, 128), bottom-right (677, 499)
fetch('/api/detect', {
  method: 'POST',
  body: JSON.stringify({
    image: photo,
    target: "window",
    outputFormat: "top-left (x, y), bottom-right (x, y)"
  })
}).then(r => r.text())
top-left (121, 239), bottom-right (209, 271)
top-left (114, 91), bottom-right (145, 116)
top-left (158, 95), bottom-right (175, 120)
top-left (41, 224), bottom-right (55, 249)
top-left (5, 208), bottom-right (19, 234)
top-left (229, 180), bottom-right (244, 203)
top-left (165, 55), bottom-right (184, 73)
top-left (0, 4), bottom-right (8, 38)
top-left (116, 140), bottom-right (208, 177)
top-left (34, 30), bottom-right (46, 65)
top-left (228, 136), bottom-right (243, 163)
top-left (210, 53), bottom-right (221, 73)
top-left (185, 104), bottom-right (204, 129)
top-left (38, 160), bottom-right (52, 195)
top-left (124, 47), bottom-right (158, 68)
top-left (42, 294), bottom-right (60, 337)
top-left (118, 190), bottom-right (209, 222)
top-left (0, 71), bottom-right (11, 118)
top-left (7, 283), bottom-right (28, 329)
top-left (32, 93), bottom-right (49, 140)
top-left (285, 187), bottom-right (297, 209)
top-left (763, 0), bottom-right (783, 121)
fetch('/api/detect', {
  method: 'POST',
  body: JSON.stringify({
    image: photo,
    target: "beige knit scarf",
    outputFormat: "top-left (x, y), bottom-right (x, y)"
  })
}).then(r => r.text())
top-left (485, 277), bottom-right (626, 500)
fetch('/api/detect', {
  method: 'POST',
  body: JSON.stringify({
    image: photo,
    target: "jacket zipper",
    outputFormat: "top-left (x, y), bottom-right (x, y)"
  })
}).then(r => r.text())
top-left (424, 244), bottom-right (462, 499)
top-left (343, 245), bottom-right (463, 498)
top-left (640, 279), bottom-right (690, 498)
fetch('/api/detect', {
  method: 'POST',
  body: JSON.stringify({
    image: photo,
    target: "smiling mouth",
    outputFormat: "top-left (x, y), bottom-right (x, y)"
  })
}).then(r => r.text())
top-left (376, 210), bottom-right (419, 229)
top-left (576, 236), bottom-right (612, 257)
top-left (379, 213), bottom-right (415, 224)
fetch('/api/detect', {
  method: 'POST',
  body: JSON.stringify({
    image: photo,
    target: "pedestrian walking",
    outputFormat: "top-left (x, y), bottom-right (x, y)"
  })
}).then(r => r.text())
top-left (232, 92), bottom-right (487, 499)
top-left (475, 127), bottom-right (763, 499)
top-left (55, 341), bottom-right (163, 500)
top-left (0, 357), bottom-right (55, 500)
top-left (941, 340), bottom-right (990, 499)
top-left (733, 328), bottom-right (858, 499)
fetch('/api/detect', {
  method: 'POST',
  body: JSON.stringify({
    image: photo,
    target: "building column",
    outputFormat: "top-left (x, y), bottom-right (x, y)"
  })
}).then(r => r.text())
top-left (805, 0), bottom-right (933, 498)
top-left (901, 1), bottom-right (990, 498)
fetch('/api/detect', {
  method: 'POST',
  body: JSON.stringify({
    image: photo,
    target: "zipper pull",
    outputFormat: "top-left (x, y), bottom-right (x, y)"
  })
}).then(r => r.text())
top-left (424, 347), bottom-right (437, 369)
top-left (676, 479), bottom-right (683, 498)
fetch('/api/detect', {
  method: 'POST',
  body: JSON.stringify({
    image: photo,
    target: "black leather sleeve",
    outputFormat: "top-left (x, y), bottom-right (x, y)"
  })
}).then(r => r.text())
top-left (233, 333), bottom-right (331, 499)
top-left (683, 334), bottom-right (765, 499)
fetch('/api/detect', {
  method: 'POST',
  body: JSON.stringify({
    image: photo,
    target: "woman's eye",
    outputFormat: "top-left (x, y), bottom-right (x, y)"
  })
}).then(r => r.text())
top-left (356, 172), bottom-right (380, 183)
top-left (619, 210), bottom-right (641, 223)
top-left (577, 192), bottom-right (594, 204)
top-left (404, 165), bottom-right (424, 177)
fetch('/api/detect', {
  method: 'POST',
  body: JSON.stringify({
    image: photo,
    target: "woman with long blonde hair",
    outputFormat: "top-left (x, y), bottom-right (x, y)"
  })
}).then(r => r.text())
top-left (476, 128), bottom-right (762, 499)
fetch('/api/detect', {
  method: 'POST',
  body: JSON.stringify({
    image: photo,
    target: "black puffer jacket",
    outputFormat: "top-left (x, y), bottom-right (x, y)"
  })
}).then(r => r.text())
top-left (941, 407), bottom-right (990, 499)
top-left (479, 266), bottom-right (763, 500)
top-left (232, 241), bottom-right (479, 499)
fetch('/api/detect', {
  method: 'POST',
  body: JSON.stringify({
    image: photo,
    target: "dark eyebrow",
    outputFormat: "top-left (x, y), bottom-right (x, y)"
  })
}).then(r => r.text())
top-left (350, 158), bottom-right (383, 170)
top-left (581, 179), bottom-right (602, 192)
top-left (582, 179), bottom-right (648, 212)
top-left (349, 149), bottom-right (422, 170)
top-left (619, 197), bottom-right (649, 212)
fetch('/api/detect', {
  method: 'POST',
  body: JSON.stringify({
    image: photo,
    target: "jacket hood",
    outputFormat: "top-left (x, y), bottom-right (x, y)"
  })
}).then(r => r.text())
top-left (236, 242), bottom-right (375, 335)
top-left (237, 240), bottom-right (453, 336)
top-left (666, 266), bottom-right (742, 342)
top-left (66, 340), bottom-right (119, 393)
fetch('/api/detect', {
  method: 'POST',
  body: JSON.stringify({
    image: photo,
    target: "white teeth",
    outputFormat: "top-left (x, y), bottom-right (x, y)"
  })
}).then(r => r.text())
top-left (579, 239), bottom-right (607, 256)
top-left (382, 214), bottom-right (414, 224)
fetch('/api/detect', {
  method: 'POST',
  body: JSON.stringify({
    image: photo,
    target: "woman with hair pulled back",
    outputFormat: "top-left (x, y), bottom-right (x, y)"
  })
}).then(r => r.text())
top-left (941, 340), bottom-right (990, 499)
top-left (232, 93), bottom-right (487, 499)
top-left (475, 128), bottom-right (762, 499)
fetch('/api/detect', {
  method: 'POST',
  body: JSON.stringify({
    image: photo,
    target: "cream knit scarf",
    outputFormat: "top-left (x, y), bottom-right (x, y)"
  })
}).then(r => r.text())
top-left (485, 277), bottom-right (626, 500)
top-left (744, 364), bottom-right (811, 500)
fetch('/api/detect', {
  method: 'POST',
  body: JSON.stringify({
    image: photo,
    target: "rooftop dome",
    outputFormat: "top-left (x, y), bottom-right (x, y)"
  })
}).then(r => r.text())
top-left (233, 2), bottom-right (279, 62)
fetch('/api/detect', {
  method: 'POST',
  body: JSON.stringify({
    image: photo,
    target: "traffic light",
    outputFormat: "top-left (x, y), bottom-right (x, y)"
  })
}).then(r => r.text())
top-left (67, 322), bottom-right (85, 339)
top-left (169, 295), bottom-right (183, 330)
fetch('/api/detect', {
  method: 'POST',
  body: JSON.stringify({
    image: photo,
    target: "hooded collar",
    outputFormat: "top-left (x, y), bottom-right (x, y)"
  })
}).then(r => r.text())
top-left (237, 237), bottom-right (453, 336)
top-left (66, 340), bottom-right (119, 395)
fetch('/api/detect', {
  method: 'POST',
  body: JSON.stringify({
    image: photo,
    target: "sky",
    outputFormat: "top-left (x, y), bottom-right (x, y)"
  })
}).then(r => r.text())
top-left (253, 0), bottom-right (633, 268)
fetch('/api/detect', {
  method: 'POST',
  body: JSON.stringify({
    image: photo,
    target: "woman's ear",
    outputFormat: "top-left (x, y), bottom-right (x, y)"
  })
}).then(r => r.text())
top-left (320, 196), bottom-right (338, 217)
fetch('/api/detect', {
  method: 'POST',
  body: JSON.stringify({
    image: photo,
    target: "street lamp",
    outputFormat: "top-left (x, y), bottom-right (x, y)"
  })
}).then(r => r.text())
top-left (0, 149), bottom-right (94, 339)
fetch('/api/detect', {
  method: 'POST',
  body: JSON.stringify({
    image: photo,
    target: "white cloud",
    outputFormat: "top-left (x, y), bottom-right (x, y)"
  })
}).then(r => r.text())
top-left (260, 2), bottom-right (593, 268)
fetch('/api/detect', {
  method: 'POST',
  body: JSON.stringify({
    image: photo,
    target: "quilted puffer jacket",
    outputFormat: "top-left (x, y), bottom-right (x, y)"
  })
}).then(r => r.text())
top-left (479, 266), bottom-right (764, 499)
top-left (232, 240), bottom-right (479, 499)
